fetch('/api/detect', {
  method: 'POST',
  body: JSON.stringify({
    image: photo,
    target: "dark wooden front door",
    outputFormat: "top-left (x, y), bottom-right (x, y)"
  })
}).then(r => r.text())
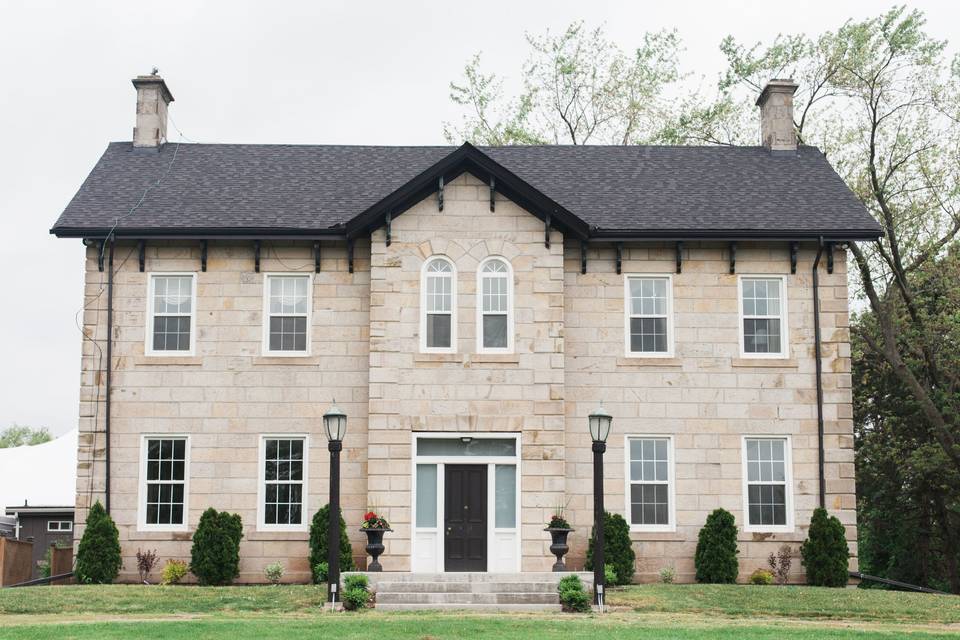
top-left (444, 464), bottom-right (487, 572)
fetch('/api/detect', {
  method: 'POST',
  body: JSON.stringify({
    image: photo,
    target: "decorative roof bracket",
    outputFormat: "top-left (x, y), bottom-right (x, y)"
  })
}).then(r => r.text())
top-left (347, 239), bottom-right (355, 274)
top-left (729, 241), bottom-right (737, 274)
top-left (826, 242), bottom-right (834, 274)
top-left (438, 176), bottom-right (444, 212)
top-left (254, 240), bottom-right (261, 273)
top-left (385, 211), bottom-right (392, 247)
top-left (790, 241), bottom-right (799, 274)
top-left (580, 240), bottom-right (587, 274)
top-left (313, 241), bottom-right (321, 273)
top-left (489, 176), bottom-right (496, 212)
top-left (676, 241), bottom-right (683, 274)
top-left (200, 240), bottom-right (208, 272)
top-left (138, 239), bottom-right (145, 272)
top-left (545, 213), bottom-right (551, 249)
top-left (616, 242), bottom-right (623, 275)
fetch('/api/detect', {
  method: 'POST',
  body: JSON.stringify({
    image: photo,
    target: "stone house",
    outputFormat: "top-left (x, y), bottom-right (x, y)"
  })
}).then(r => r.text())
top-left (51, 74), bottom-right (880, 584)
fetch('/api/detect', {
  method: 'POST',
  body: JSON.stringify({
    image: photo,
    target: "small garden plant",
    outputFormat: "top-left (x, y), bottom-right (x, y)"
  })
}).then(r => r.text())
top-left (547, 501), bottom-right (571, 529)
top-left (768, 544), bottom-right (792, 585)
top-left (161, 559), bottom-right (189, 585)
top-left (749, 568), bottom-right (775, 585)
top-left (585, 511), bottom-right (635, 585)
top-left (694, 508), bottom-right (739, 584)
top-left (342, 574), bottom-right (371, 610)
top-left (264, 562), bottom-right (285, 585)
top-left (136, 548), bottom-right (159, 584)
top-left (659, 566), bottom-right (675, 584)
top-left (360, 510), bottom-right (390, 529)
top-left (190, 508), bottom-right (243, 586)
top-left (801, 508), bottom-right (849, 587)
top-left (75, 500), bottom-right (122, 584)
top-left (557, 574), bottom-right (591, 613)
top-left (309, 504), bottom-right (354, 584)
top-left (604, 564), bottom-right (617, 586)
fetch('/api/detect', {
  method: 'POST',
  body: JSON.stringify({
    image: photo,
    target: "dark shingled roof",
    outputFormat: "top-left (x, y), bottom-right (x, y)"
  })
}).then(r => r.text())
top-left (51, 142), bottom-right (881, 240)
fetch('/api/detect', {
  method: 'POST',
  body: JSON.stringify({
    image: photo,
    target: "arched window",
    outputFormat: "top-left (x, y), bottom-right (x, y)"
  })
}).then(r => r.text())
top-left (477, 257), bottom-right (513, 353)
top-left (421, 257), bottom-right (456, 352)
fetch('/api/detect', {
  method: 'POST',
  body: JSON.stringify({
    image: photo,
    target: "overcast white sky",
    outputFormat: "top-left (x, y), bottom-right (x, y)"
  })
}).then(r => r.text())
top-left (0, 0), bottom-right (956, 437)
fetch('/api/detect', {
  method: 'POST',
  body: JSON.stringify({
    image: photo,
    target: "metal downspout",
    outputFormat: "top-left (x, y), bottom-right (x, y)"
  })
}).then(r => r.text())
top-left (812, 237), bottom-right (826, 509)
top-left (105, 239), bottom-right (114, 514)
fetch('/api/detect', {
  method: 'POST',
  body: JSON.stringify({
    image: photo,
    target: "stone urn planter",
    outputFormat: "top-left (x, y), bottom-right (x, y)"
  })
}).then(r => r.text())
top-left (545, 527), bottom-right (574, 571)
top-left (361, 527), bottom-right (391, 571)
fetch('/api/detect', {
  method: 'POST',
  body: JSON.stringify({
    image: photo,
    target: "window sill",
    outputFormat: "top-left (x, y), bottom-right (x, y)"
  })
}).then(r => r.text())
top-left (134, 356), bottom-right (202, 366)
top-left (415, 353), bottom-right (460, 363)
top-left (253, 356), bottom-right (322, 366)
top-left (470, 353), bottom-right (520, 364)
top-left (629, 530), bottom-right (683, 541)
top-left (413, 353), bottom-right (521, 365)
top-left (129, 530), bottom-right (193, 541)
top-left (731, 358), bottom-right (798, 368)
top-left (617, 357), bottom-right (682, 367)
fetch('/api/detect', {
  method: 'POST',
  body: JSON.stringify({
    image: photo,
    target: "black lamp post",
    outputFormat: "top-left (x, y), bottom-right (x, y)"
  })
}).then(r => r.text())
top-left (589, 405), bottom-right (612, 606)
top-left (323, 401), bottom-right (347, 605)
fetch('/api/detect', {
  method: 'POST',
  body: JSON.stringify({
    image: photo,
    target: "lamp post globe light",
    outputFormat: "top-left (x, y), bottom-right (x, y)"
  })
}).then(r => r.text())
top-left (323, 401), bottom-right (347, 605)
top-left (589, 405), bottom-right (612, 606)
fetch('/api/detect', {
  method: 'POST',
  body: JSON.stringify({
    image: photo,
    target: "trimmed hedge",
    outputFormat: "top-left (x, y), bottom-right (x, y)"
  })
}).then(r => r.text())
top-left (75, 500), bottom-right (122, 584)
top-left (585, 511), bottom-right (635, 585)
top-left (801, 507), bottom-right (849, 587)
top-left (309, 504), bottom-right (354, 584)
top-left (695, 508), bottom-right (739, 584)
top-left (190, 508), bottom-right (243, 585)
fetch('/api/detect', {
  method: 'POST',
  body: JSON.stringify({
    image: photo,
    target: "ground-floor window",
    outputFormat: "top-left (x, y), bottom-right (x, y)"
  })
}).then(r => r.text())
top-left (742, 436), bottom-right (793, 531)
top-left (626, 435), bottom-right (674, 531)
top-left (258, 436), bottom-right (308, 530)
top-left (139, 436), bottom-right (189, 530)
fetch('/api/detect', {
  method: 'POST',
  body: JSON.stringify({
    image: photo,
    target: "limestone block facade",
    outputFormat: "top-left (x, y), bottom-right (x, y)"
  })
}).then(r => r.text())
top-left (72, 173), bottom-right (856, 583)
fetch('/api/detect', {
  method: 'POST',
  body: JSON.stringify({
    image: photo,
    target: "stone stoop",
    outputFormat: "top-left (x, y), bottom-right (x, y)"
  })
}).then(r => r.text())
top-left (344, 572), bottom-right (594, 612)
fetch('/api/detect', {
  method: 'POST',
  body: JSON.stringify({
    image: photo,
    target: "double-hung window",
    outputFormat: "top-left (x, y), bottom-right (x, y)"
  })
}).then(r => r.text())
top-left (626, 436), bottom-right (674, 531)
top-left (625, 275), bottom-right (672, 356)
top-left (146, 274), bottom-right (196, 355)
top-left (264, 274), bottom-right (311, 355)
top-left (259, 436), bottom-right (308, 530)
top-left (740, 276), bottom-right (788, 357)
top-left (139, 436), bottom-right (189, 530)
top-left (742, 436), bottom-right (793, 531)
top-left (478, 257), bottom-right (512, 352)
top-left (421, 257), bottom-right (456, 352)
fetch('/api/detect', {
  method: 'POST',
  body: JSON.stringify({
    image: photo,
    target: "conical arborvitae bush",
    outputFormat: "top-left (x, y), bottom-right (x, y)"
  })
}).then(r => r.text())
top-left (801, 507), bottom-right (849, 587)
top-left (190, 507), bottom-right (243, 585)
top-left (75, 500), bottom-right (122, 584)
top-left (694, 508), bottom-right (739, 583)
top-left (309, 504), bottom-right (354, 584)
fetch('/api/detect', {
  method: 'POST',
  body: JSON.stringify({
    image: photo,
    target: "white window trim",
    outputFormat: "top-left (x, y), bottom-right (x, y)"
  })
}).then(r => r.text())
top-left (145, 273), bottom-right (198, 357)
top-left (47, 521), bottom-right (72, 533)
top-left (257, 434), bottom-right (310, 532)
top-left (623, 273), bottom-right (675, 358)
top-left (476, 256), bottom-right (514, 354)
top-left (737, 275), bottom-right (790, 359)
top-left (262, 272), bottom-right (314, 357)
top-left (420, 256), bottom-right (458, 354)
top-left (741, 435), bottom-right (795, 533)
top-left (137, 434), bottom-right (191, 532)
top-left (624, 434), bottom-right (677, 533)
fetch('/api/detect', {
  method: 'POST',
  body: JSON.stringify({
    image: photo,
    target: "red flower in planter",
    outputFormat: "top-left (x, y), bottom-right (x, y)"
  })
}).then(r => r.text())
top-left (364, 511), bottom-right (377, 521)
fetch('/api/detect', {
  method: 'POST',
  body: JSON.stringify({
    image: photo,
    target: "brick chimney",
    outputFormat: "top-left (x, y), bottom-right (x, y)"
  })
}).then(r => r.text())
top-left (756, 79), bottom-right (798, 151)
top-left (132, 72), bottom-right (174, 148)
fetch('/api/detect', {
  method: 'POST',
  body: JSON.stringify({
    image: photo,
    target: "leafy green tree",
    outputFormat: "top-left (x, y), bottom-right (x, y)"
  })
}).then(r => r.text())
top-left (190, 508), bottom-right (243, 585)
top-left (445, 21), bottom-right (682, 145)
top-left (75, 501), bottom-right (121, 584)
top-left (695, 508), bottom-right (739, 584)
top-left (0, 425), bottom-right (52, 448)
top-left (584, 511), bottom-right (635, 585)
top-left (801, 508), bottom-right (850, 587)
top-left (309, 504), bottom-right (354, 584)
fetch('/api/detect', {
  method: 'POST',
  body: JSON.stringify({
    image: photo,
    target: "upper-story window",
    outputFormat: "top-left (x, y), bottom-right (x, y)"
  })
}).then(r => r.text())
top-left (263, 274), bottom-right (312, 356)
top-left (477, 257), bottom-right (513, 353)
top-left (739, 276), bottom-right (788, 358)
top-left (625, 275), bottom-right (673, 357)
top-left (421, 257), bottom-right (456, 352)
top-left (146, 274), bottom-right (196, 356)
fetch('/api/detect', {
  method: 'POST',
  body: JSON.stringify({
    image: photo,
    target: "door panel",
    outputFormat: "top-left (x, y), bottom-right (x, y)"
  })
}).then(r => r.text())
top-left (444, 464), bottom-right (487, 572)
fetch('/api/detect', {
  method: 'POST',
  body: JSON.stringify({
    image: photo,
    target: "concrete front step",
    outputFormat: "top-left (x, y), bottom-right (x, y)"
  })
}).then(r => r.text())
top-left (377, 580), bottom-right (559, 593)
top-left (341, 572), bottom-right (592, 612)
top-left (377, 591), bottom-right (560, 605)
top-left (376, 602), bottom-right (563, 612)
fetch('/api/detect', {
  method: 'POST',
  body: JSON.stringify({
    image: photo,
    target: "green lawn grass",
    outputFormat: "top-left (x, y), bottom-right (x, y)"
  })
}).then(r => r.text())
top-left (0, 583), bottom-right (958, 640)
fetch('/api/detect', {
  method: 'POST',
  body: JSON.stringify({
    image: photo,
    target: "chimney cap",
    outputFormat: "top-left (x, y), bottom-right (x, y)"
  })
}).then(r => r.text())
top-left (756, 78), bottom-right (797, 107)
top-left (132, 73), bottom-right (174, 104)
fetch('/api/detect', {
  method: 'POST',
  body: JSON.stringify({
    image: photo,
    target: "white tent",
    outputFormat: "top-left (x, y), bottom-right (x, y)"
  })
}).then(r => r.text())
top-left (0, 429), bottom-right (77, 513)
